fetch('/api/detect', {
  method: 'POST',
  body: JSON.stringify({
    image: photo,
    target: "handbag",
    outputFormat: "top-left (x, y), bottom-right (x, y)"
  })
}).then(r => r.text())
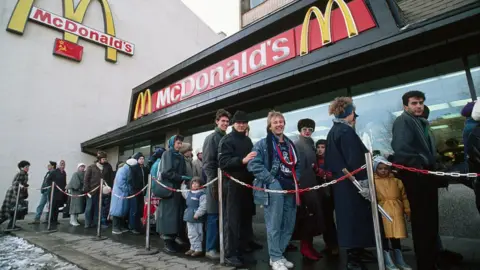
top-left (151, 160), bottom-right (173, 199)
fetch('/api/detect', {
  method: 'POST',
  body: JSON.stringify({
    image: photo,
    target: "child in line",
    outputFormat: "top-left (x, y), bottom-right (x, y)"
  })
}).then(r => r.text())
top-left (182, 177), bottom-right (207, 257)
top-left (374, 157), bottom-right (412, 270)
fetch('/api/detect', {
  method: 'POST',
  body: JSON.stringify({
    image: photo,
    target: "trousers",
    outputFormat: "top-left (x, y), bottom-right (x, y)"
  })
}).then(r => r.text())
top-left (322, 187), bottom-right (338, 248)
top-left (206, 214), bottom-right (219, 252)
top-left (401, 172), bottom-right (439, 270)
top-left (187, 222), bottom-right (204, 251)
top-left (35, 192), bottom-right (48, 221)
top-left (85, 193), bottom-right (100, 227)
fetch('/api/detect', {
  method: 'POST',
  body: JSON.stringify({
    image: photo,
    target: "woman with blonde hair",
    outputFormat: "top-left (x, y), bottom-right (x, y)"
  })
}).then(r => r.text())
top-left (248, 111), bottom-right (301, 270)
top-left (324, 97), bottom-right (376, 270)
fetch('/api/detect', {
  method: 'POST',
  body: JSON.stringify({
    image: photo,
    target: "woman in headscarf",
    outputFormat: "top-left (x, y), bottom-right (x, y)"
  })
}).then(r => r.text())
top-left (66, 163), bottom-right (86, 226)
top-left (0, 160), bottom-right (30, 229)
top-left (156, 135), bottom-right (188, 253)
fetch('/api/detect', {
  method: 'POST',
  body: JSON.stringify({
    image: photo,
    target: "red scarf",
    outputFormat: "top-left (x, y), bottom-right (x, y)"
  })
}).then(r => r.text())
top-left (274, 142), bottom-right (301, 206)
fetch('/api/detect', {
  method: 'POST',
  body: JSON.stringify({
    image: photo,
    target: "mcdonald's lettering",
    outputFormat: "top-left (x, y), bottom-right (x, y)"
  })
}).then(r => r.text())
top-left (133, 90), bottom-right (152, 120)
top-left (6, 0), bottom-right (134, 63)
top-left (130, 0), bottom-right (376, 120)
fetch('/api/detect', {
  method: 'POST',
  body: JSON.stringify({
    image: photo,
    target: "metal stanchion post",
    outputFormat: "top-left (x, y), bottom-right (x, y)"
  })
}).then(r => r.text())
top-left (218, 169), bottom-right (225, 265)
top-left (5, 183), bottom-right (22, 232)
top-left (137, 175), bottom-right (159, 255)
top-left (365, 152), bottom-right (385, 270)
top-left (42, 183), bottom-right (57, 233)
top-left (93, 179), bottom-right (107, 241)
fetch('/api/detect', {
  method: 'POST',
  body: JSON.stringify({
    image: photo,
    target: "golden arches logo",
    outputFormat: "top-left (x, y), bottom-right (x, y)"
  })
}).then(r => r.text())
top-left (133, 90), bottom-right (152, 120)
top-left (300, 0), bottom-right (359, 56)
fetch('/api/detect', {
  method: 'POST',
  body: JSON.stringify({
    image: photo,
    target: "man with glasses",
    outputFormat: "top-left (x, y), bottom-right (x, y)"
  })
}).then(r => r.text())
top-left (392, 90), bottom-right (440, 270)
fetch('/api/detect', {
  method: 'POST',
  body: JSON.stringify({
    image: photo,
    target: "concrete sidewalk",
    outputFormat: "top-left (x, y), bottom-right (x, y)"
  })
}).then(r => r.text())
top-left (3, 214), bottom-right (480, 270)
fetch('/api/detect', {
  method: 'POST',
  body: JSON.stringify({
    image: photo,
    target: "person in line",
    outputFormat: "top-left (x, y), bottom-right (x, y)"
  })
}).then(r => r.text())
top-left (181, 143), bottom-right (194, 178)
top-left (202, 109), bottom-right (231, 259)
top-left (66, 163), bottom-right (86, 226)
top-left (183, 177), bottom-right (207, 257)
top-left (248, 111), bottom-right (301, 270)
top-left (100, 153), bottom-right (114, 229)
top-left (325, 97), bottom-right (376, 270)
top-left (218, 111), bottom-right (258, 267)
top-left (374, 157), bottom-right (412, 270)
top-left (110, 159), bottom-right (137, 234)
top-left (157, 135), bottom-right (188, 253)
top-left (192, 149), bottom-right (203, 180)
top-left (129, 152), bottom-right (148, 234)
top-left (0, 160), bottom-right (30, 229)
top-left (150, 147), bottom-right (166, 180)
top-left (31, 161), bottom-right (56, 224)
top-left (47, 160), bottom-right (67, 225)
top-left (84, 152), bottom-right (109, 229)
top-left (292, 119), bottom-right (325, 261)
top-left (391, 91), bottom-right (440, 270)
top-left (315, 139), bottom-right (339, 256)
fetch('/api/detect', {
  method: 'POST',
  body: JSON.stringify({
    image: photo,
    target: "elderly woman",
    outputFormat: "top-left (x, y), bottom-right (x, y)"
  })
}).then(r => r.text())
top-left (248, 111), bottom-right (301, 270)
top-left (0, 160), bottom-right (30, 229)
top-left (324, 97), bottom-right (376, 270)
top-left (110, 159), bottom-right (137, 234)
top-left (66, 163), bottom-right (86, 226)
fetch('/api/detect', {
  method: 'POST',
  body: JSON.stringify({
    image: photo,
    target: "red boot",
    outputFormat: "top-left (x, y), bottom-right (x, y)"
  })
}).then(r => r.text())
top-left (308, 241), bottom-right (323, 259)
top-left (300, 240), bottom-right (320, 261)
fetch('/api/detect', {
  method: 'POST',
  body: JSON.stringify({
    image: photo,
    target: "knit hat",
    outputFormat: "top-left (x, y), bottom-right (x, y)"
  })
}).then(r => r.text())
top-left (132, 152), bottom-right (144, 160)
top-left (373, 156), bottom-right (389, 172)
top-left (77, 163), bottom-right (86, 169)
top-left (231, 110), bottom-right (249, 124)
top-left (179, 143), bottom-right (192, 154)
top-left (49, 161), bottom-right (57, 169)
top-left (297, 118), bottom-right (315, 132)
top-left (17, 160), bottom-right (30, 170)
top-left (97, 151), bottom-right (107, 159)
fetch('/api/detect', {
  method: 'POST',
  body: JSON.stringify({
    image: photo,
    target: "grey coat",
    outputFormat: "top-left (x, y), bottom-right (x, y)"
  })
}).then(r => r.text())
top-left (192, 159), bottom-right (203, 179)
top-left (66, 172), bottom-right (85, 214)
top-left (185, 157), bottom-right (193, 178)
top-left (202, 129), bottom-right (225, 214)
top-left (156, 149), bottom-right (186, 235)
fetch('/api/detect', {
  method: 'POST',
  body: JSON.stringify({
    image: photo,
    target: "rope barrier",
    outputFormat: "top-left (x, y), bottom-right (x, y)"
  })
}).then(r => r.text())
top-left (152, 177), bottom-right (218, 193)
top-left (223, 165), bottom-right (367, 194)
top-left (388, 162), bottom-right (479, 178)
top-left (54, 184), bottom-right (100, 198)
top-left (112, 185), bottom-right (148, 200)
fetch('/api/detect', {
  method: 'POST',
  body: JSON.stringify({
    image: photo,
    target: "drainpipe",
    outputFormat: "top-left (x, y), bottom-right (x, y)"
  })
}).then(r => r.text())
top-left (384, 0), bottom-right (405, 27)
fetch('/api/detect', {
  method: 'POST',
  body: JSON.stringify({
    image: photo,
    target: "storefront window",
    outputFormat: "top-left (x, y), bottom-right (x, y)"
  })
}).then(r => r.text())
top-left (118, 144), bottom-right (134, 163)
top-left (467, 54), bottom-right (480, 96)
top-left (351, 59), bottom-right (473, 168)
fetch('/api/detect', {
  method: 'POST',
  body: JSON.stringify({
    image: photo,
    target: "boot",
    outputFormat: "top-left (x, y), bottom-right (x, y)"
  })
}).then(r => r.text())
top-left (70, 215), bottom-right (80, 226)
top-left (346, 250), bottom-right (367, 270)
top-left (393, 249), bottom-right (412, 270)
top-left (163, 239), bottom-right (178, 254)
top-left (384, 250), bottom-right (400, 270)
top-left (300, 240), bottom-right (320, 261)
top-left (308, 241), bottom-right (323, 258)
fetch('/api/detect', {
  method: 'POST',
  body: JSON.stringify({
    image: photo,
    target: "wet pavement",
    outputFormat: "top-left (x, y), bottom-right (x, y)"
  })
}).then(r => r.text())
top-left (1, 211), bottom-right (480, 270)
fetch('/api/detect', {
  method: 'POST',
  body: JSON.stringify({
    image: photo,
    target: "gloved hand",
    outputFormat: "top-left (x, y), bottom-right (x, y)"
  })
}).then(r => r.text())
top-left (358, 180), bottom-right (371, 200)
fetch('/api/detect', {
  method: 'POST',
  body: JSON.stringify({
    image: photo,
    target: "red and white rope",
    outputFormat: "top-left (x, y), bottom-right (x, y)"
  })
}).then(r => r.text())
top-left (112, 185), bottom-right (148, 200)
top-left (152, 177), bottom-right (218, 193)
top-left (387, 162), bottom-right (479, 178)
top-left (55, 184), bottom-right (100, 198)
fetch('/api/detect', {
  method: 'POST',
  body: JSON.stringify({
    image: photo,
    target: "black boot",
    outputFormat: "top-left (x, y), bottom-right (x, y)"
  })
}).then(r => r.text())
top-left (163, 239), bottom-right (178, 254)
top-left (224, 257), bottom-right (244, 268)
top-left (346, 250), bottom-right (367, 270)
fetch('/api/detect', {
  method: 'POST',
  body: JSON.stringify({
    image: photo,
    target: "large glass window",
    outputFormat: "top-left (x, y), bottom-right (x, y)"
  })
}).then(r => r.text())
top-left (351, 59), bottom-right (472, 169)
top-left (467, 54), bottom-right (480, 96)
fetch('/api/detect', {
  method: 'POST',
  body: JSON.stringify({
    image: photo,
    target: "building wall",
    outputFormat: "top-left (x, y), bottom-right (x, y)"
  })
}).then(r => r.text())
top-left (0, 0), bottom-right (221, 211)
top-left (241, 0), bottom-right (296, 28)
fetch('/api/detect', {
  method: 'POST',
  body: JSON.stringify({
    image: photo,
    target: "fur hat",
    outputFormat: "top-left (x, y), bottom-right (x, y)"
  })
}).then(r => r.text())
top-left (180, 143), bottom-right (193, 154)
top-left (297, 118), bottom-right (315, 132)
top-left (231, 110), bottom-right (248, 124)
top-left (18, 160), bottom-right (30, 170)
top-left (97, 151), bottom-right (107, 159)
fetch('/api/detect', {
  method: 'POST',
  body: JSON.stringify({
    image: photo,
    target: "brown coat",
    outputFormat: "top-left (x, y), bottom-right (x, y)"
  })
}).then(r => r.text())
top-left (83, 164), bottom-right (103, 194)
top-left (375, 175), bottom-right (411, 239)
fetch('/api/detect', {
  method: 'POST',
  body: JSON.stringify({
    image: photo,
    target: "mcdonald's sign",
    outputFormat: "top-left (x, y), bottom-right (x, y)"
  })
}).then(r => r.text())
top-left (295, 0), bottom-right (376, 56)
top-left (133, 90), bottom-right (152, 120)
top-left (6, 0), bottom-right (134, 63)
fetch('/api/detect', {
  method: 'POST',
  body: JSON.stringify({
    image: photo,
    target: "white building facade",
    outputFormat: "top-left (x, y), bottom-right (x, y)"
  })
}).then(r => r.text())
top-left (0, 0), bottom-right (221, 211)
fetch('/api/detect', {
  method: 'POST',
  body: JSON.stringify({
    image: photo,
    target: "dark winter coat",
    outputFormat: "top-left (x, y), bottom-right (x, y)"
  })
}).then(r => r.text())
top-left (325, 121), bottom-right (376, 248)
top-left (130, 164), bottom-right (148, 195)
top-left (66, 171), bottom-right (85, 214)
top-left (102, 162), bottom-right (115, 188)
top-left (292, 136), bottom-right (324, 240)
top-left (156, 147), bottom-right (187, 235)
top-left (84, 163), bottom-right (103, 194)
top-left (0, 171), bottom-right (29, 222)
top-left (202, 129), bottom-right (225, 214)
top-left (48, 169), bottom-right (67, 202)
top-left (218, 128), bottom-right (255, 216)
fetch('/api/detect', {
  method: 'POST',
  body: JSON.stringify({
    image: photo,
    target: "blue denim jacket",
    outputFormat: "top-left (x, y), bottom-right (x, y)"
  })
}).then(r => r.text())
top-left (247, 136), bottom-right (301, 205)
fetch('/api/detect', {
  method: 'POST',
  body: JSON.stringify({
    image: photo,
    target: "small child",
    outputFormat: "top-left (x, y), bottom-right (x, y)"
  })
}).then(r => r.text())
top-left (374, 157), bottom-right (412, 270)
top-left (182, 177), bottom-right (207, 257)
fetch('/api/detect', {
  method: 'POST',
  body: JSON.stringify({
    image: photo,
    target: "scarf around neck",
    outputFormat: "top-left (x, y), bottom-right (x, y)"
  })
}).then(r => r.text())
top-left (215, 127), bottom-right (226, 136)
top-left (332, 118), bottom-right (353, 127)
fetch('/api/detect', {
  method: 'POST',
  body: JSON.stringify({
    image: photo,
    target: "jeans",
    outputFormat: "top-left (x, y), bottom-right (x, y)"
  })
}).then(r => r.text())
top-left (85, 193), bottom-right (100, 227)
top-left (206, 213), bottom-right (219, 252)
top-left (101, 195), bottom-right (111, 225)
top-left (187, 222), bottom-right (204, 252)
top-left (264, 180), bottom-right (296, 262)
top-left (35, 193), bottom-right (48, 220)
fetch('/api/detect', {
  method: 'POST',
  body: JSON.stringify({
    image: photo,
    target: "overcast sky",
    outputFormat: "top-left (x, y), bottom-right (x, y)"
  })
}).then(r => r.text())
top-left (181, 0), bottom-right (240, 36)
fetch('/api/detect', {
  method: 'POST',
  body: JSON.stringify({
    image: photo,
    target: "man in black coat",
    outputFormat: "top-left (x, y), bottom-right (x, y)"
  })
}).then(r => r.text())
top-left (392, 91), bottom-right (440, 270)
top-left (129, 152), bottom-right (149, 234)
top-left (202, 109), bottom-right (231, 259)
top-left (218, 111), bottom-right (259, 267)
top-left (46, 160), bottom-right (67, 224)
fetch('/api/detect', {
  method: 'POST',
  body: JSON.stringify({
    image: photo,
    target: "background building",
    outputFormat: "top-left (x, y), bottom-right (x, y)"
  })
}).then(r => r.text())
top-left (241, 0), bottom-right (298, 27)
top-left (0, 0), bottom-right (221, 211)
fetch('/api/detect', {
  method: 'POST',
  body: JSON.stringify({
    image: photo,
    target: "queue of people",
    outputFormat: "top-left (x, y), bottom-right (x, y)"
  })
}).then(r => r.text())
top-left (2, 90), bottom-right (475, 270)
